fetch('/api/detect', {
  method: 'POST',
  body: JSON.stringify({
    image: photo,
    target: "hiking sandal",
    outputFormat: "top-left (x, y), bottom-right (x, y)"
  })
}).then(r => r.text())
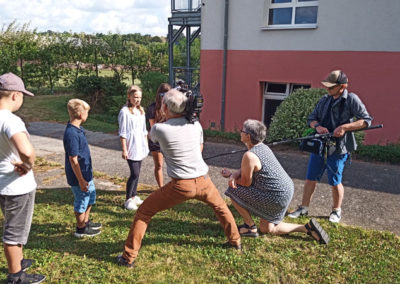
top-left (237, 223), bottom-right (259, 238)
top-left (305, 218), bottom-right (330, 245)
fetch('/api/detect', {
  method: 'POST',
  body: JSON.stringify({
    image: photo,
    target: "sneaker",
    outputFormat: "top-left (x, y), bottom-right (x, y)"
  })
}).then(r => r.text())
top-left (116, 255), bottom-right (134, 268)
top-left (86, 219), bottom-right (102, 230)
top-left (124, 199), bottom-right (138, 211)
top-left (133, 196), bottom-right (143, 205)
top-left (329, 210), bottom-right (342, 223)
top-left (7, 271), bottom-right (45, 284)
top-left (288, 206), bottom-right (308, 218)
top-left (74, 225), bottom-right (101, 238)
top-left (21, 259), bottom-right (34, 271)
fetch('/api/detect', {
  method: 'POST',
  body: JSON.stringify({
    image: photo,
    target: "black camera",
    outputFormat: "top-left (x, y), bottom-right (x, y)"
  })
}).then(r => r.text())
top-left (178, 87), bottom-right (204, 123)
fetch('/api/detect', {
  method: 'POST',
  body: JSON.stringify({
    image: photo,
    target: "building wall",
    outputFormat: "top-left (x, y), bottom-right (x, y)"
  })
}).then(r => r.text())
top-left (200, 0), bottom-right (400, 144)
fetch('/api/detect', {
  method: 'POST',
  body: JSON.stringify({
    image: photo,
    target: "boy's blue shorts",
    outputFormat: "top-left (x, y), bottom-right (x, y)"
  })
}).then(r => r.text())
top-left (306, 153), bottom-right (349, 186)
top-left (71, 180), bottom-right (96, 213)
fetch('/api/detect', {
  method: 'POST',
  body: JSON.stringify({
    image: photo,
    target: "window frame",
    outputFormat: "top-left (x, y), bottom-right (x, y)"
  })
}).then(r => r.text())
top-left (262, 82), bottom-right (310, 126)
top-left (263, 0), bottom-right (319, 30)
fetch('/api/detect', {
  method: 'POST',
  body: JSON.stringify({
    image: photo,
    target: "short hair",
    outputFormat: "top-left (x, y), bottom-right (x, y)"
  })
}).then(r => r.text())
top-left (243, 119), bottom-right (267, 144)
top-left (163, 88), bottom-right (187, 115)
top-left (67, 98), bottom-right (90, 119)
top-left (0, 89), bottom-right (14, 98)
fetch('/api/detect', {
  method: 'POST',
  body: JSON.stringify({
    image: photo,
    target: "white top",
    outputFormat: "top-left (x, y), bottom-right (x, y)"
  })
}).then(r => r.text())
top-left (150, 117), bottom-right (208, 179)
top-left (0, 110), bottom-right (36, 195)
top-left (118, 106), bottom-right (149, 161)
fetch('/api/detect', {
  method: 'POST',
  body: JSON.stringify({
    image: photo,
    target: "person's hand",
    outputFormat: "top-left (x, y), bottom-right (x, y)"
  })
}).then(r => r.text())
top-left (316, 125), bottom-right (329, 134)
top-left (11, 161), bottom-right (31, 176)
top-left (228, 175), bottom-right (237, 189)
top-left (333, 125), bottom-right (346, 137)
top-left (121, 150), bottom-right (128, 160)
top-left (221, 168), bottom-right (232, 178)
top-left (79, 179), bottom-right (89, 192)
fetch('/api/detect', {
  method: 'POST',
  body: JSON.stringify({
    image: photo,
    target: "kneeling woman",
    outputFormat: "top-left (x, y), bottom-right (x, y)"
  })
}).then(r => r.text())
top-left (221, 119), bottom-right (329, 244)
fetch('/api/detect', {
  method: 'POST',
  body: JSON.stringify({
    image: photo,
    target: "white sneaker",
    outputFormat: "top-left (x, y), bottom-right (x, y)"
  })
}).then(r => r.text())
top-left (133, 196), bottom-right (144, 205)
top-left (329, 210), bottom-right (342, 223)
top-left (124, 199), bottom-right (138, 211)
top-left (288, 206), bottom-right (308, 218)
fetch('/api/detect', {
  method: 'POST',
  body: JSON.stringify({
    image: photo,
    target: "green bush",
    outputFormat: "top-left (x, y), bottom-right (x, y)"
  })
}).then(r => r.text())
top-left (355, 144), bottom-right (400, 164)
top-left (267, 88), bottom-right (326, 142)
top-left (74, 75), bottom-right (127, 115)
top-left (267, 88), bottom-right (366, 146)
top-left (138, 71), bottom-right (168, 108)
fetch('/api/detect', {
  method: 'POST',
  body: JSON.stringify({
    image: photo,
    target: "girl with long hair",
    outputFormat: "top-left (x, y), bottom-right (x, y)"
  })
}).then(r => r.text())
top-left (118, 85), bottom-right (149, 210)
top-left (146, 83), bottom-right (171, 187)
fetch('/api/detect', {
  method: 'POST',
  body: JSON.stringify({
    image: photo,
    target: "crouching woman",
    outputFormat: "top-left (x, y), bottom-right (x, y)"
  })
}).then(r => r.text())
top-left (221, 119), bottom-right (329, 244)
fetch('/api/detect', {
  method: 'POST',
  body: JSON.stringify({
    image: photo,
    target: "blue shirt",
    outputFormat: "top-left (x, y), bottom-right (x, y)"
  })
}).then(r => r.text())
top-left (307, 89), bottom-right (373, 154)
top-left (63, 122), bottom-right (93, 186)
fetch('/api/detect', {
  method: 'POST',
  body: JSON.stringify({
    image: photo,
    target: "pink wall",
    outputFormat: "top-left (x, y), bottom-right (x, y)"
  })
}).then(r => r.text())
top-left (200, 50), bottom-right (400, 144)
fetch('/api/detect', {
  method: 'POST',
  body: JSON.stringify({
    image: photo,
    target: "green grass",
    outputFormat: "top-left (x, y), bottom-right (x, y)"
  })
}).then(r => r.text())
top-left (0, 185), bottom-right (399, 283)
top-left (17, 94), bottom-right (119, 133)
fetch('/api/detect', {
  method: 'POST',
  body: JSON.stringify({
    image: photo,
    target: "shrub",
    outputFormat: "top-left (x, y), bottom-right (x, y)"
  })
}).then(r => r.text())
top-left (75, 75), bottom-right (127, 115)
top-left (267, 88), bottom-right (366, 146)
top-left (267, 88), bottom-right (326, 143)
top-left (355, 144), bottom-right (400, 164)
top-left (138, 71), bottom-right (168, 108)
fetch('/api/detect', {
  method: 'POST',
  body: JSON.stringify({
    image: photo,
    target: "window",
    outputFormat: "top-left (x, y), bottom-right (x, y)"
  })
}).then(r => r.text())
top-left (262, 82), bottom-right (310, 127)
top-left (265, 0), bottom-right (319, 29)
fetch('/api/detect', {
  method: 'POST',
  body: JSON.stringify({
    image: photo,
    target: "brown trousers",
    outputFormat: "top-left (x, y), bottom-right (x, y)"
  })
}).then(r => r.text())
top-left (122, 176), bottom-right (241, 264)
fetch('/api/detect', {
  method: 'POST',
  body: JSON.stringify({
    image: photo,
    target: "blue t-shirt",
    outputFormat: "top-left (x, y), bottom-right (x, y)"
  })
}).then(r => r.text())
top-left (63, 122), bottom-right (93, 186)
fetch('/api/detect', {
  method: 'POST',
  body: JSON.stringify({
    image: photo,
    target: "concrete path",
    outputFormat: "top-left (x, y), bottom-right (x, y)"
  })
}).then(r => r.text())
top-left (28, 122), bottom-right (400, 235)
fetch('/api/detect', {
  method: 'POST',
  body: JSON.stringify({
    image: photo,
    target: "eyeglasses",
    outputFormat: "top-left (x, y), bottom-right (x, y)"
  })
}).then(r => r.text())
top-left (159, 92), bottom-right (166, 97)
top-left (240, 129), bottom-right (249, 134)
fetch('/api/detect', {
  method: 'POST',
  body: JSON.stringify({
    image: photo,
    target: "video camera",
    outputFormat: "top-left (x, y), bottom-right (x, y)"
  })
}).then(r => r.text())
top-left (177, 87), bottom-right (204, 123)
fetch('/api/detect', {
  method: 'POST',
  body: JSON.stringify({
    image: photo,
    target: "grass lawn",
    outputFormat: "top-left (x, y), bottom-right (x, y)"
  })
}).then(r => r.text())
top-left (17, 94), bottom-right (119, 133)
top-left (0, 160), bottom-right (399, 283)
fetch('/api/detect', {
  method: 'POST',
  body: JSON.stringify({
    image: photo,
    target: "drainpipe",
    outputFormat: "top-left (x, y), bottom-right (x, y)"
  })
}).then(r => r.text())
top-left (220, 0), bottom-right (229, 132)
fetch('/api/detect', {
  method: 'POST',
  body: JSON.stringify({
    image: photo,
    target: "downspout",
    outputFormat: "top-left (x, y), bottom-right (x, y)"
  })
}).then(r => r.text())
top-left (220, 0), bottom-right (229, 131)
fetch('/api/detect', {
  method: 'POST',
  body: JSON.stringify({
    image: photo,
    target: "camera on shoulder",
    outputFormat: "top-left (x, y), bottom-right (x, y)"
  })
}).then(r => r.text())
top-left (177, 87), bottom-right (204, 123)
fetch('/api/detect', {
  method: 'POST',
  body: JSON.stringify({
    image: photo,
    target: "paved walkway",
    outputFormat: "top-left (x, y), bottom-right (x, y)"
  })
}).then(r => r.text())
top-left (28, 122), bottom-right (400, 235)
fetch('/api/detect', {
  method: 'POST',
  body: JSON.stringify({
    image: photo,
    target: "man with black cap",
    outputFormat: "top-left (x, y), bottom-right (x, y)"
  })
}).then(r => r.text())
top-left (288, 70), bottom-right (372, 223)
top-left (0, 72), bottom-right (45, 283)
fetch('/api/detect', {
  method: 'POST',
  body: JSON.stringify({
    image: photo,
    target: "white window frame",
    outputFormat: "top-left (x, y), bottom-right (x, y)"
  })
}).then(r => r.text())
top-left (263, 0), bottom-right (319, 30)
top-left (262, 82), bottom-right (310, 124)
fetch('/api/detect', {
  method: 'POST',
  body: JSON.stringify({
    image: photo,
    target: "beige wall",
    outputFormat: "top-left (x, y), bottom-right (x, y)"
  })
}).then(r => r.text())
top-left (201, 0), bottom-right (400, 51)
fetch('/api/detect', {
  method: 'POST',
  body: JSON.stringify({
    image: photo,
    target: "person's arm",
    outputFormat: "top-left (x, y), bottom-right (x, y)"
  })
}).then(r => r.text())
top-left (149, 119), bottom-right (155, 128)
top-left (227, 152), bottom-right (260, 188)
top-left (334, 94), bottom-right (372, 137)
top-left (307, 97), bottom-right (329, 134)
top-left (69, 155), bottom-right (88, 192)
top-left (120, 137), bottom-right (128, 160)
top-left (333, 120), bottom-right (367, 137)
top-left (118, 109), bottom-right (129, 159)
top-left (10, 132), bottom-right (36, 176)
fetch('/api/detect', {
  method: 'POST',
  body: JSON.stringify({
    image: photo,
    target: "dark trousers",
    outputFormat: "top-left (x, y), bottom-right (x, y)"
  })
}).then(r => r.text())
top-left (126, 160), bottom-right (142, 200)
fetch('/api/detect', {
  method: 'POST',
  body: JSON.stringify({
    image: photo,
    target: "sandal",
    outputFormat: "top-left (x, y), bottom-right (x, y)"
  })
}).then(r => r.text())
top-left (237, 223), bottom-right (259, 238)
top-left (305, 218), bottom-right (329, 245)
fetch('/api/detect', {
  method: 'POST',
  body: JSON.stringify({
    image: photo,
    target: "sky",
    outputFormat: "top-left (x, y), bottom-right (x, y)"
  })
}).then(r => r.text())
top-left (0, 0), bottom-right (171, 36)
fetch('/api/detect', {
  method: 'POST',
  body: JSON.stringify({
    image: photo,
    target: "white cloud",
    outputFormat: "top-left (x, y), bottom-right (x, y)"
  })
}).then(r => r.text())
top-left (0, 0), bottom-right (171, 36)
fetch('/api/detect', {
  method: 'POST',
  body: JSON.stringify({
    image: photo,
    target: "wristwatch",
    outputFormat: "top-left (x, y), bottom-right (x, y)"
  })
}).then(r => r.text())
top-left (314, 123), bottom-right (320, 129)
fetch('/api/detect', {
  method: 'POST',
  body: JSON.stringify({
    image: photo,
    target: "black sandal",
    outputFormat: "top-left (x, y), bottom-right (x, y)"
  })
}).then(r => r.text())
top-left (305, 218), bottom-right (329, 245)
top-left (237, 223), bottom-right (259, 238)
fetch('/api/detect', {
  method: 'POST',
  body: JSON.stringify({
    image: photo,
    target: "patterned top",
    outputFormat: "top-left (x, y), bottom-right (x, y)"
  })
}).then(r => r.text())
top-left (225, 143), bottom-right (294, 224)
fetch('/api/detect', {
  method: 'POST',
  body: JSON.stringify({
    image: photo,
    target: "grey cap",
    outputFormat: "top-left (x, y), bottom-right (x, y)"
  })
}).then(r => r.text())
top-left (0, 72), bottom-right (34, 96)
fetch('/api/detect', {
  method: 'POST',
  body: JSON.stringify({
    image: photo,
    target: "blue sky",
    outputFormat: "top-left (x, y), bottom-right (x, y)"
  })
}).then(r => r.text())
top-left (0, 0), bottom-right (171, 36)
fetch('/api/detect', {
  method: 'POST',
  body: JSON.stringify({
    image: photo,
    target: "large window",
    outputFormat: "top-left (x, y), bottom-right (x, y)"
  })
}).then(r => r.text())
top-left (262, 82), bottom-right (310, 127)
top-left (265, 0), bottom-right (319, 29)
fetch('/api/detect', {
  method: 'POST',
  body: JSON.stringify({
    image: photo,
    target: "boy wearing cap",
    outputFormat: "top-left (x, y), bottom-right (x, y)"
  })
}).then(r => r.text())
top-left (0, 73), bottom-right (45, 283)
top-left (63, 98), bottom-right (102, 238)
top-left (288, 70), bottom-right (372, 223)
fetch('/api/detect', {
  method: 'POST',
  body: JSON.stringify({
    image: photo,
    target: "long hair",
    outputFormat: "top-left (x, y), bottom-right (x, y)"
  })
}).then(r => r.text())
top-left (126, 85), bottom-right (144, 115)
top-left (154, 83), bottom-right (171, 123)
